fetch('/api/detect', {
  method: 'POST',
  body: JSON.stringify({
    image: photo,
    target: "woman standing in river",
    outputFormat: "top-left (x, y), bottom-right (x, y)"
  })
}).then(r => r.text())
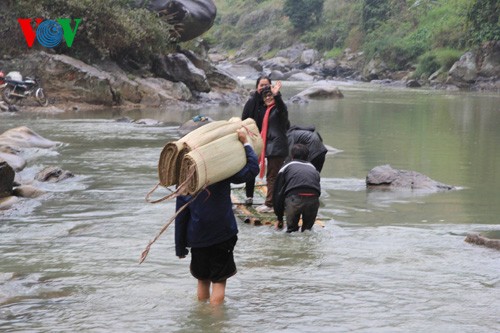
top-left (242, 76), bottom-right (289, 213)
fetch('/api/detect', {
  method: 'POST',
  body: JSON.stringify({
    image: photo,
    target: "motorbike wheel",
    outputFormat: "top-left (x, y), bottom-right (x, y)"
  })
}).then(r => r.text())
top-left (35, 88), bottom-right (49, 107)
top-left (2, 86), bottom-right (21, 105)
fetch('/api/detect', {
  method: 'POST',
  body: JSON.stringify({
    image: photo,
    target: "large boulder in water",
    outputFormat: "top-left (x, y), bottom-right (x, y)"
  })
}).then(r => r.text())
top-left (366, 164), bottom-right (455, 191)
top-left (178, 116), bottom-right (213, 136)
top-left (0, 126), bottom-right (59, 149)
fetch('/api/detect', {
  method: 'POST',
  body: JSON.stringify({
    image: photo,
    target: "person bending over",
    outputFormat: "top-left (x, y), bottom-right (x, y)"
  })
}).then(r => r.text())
top-left (273, 144), bottom-right (321, 232)
top-left (286, 125), bottom-right (328, 173)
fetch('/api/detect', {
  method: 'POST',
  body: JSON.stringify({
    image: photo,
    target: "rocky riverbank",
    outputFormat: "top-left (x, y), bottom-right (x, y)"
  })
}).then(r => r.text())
top-left (0, 41), bottom-right (498, 113)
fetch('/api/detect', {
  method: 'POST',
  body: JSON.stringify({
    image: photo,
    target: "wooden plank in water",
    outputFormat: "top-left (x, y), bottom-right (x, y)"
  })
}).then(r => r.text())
top-left (231, 183), bottom-right (325, 228)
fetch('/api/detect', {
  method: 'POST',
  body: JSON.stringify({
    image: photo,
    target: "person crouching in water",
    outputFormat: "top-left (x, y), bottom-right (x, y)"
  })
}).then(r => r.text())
top-left (175, 129), bottom-right (259, 305)
top-left (273, 144), bottom-right (321, 232)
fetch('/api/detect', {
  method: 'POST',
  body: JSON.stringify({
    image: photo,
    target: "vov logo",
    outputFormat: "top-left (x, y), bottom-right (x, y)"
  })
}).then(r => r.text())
top-left (18, 18), bottom-right (82, 48)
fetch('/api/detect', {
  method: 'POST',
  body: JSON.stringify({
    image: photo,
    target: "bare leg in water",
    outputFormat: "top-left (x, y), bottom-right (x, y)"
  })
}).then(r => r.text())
top-left (197, 280), bottom-right (227, 305)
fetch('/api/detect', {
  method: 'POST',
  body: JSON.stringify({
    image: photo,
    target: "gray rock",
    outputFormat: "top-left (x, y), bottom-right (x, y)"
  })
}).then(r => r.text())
top-left (366, 164), bottom-right (455, 191)
top-left (288, 73), bottom-right (315, 82)
top-left (36, 166), bottom-right (74, 183)
top-left (153, 53), bottom-right (211, 93)
top-left (178, 116), bottom-right (213, 136)
top-left (0, 126), bottom-right (59, 149)
top-left (0, 152), bottom-right (26, 172)
top-left (291, 83), bottom-right (344, 101)
top-left (465, 234), bottom-right (500, 251)
top-left (12, 185), bottom-right (46, 198)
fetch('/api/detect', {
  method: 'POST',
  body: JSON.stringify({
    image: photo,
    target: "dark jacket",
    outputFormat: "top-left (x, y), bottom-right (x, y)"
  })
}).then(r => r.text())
top-left (273, 160), bottom-right (321, 221)
top-left (243, 92), bottom-right (289, 158)
top-left (242, 91), bottom-right (265, 130)
top-left (175, 145), bottom-right (259, 257)
top-left (287, 126), bottom-right (327, 161)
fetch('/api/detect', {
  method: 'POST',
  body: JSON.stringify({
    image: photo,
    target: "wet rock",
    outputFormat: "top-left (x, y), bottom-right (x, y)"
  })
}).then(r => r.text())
top-left (0, 152), bottom-right (26, 172)
top-left (406, 80), bottom-right (421, 88)
top-left (0, 126), bottom-right (59, 149)
top-left (366, 164), bottom-right (455, 191)
top-left (12, 185), bottom-right (46, 198)
top-left (0, 196), bottom-right (19, 210)
top-left (178, 116), bottom-right (213, 136)
top-left (465, 234), bottom-right (500, 251)
top-left (36, 166), bottom-right (74, 183)
top-left (291, 83), bottom-right (344, 101)
top-left (134, 118), bottom-right (163, 126)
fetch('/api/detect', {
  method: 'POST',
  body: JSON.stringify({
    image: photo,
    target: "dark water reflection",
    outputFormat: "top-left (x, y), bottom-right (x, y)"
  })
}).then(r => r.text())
top-left (0, 83), bottom-right (499, 332)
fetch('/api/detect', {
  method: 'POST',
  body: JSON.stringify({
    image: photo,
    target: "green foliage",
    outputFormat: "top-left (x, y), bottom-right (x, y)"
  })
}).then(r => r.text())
top-left (362, 0), bottom-right (391, 33)
top-left (414, 53), bottom-right (440, 78)
top-left (324, 47), bottom-right (343, 59)
top-left (414, 48), bottom-right (462, 78)
top-left (466, 0), bottom-right (500, 45)
top-left (1, 0), bottom-right (175, 63)
top-left (283, 0), bottom-right (324, 32)
top-left (363, 21), bottom-right (428, 70)
top-left (302, 22), bottom-right (348, 51)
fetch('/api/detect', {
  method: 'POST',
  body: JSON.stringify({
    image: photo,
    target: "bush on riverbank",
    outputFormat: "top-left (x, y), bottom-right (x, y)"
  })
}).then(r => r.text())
top-left (0, 0), bottom-right (175, 64)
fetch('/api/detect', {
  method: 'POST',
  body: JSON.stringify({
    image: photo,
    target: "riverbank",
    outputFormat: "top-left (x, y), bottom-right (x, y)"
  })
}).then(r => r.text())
top-left (1, 41), bottom-right (498, 115)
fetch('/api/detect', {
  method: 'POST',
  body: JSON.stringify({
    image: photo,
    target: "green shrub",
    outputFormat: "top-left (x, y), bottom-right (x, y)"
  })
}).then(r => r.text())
top-left (434, 48), bottom-right (463, 70)
top-left (414, 53), bottom-right (440, 78)
top-left (466, 0), bottom-right (500, 45)
top-left (324, 48), bottom-right (343, 59)
top-left (283, 0), bottom-right (324, 32)
top-left (414, 48), bottom-right (462, 78)
top-left (302, 22), bottom-right (348, 51)
top-left (1, 0), bottom-right (175, 63)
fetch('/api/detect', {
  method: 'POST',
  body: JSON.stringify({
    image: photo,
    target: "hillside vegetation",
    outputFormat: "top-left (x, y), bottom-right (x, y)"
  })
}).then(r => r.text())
top-left (206, 0), bottom-right (499, 75)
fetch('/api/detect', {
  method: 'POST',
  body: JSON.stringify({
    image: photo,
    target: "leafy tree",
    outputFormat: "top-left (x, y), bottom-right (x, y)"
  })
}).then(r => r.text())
top-left (283, 0), bottom-right (324, 32)
top-left (362, 0), bottom-right (391, 32)
top-left (466, 0), bottom-right (500, 45)
top-left (0, 0), bottom-right (175, 64)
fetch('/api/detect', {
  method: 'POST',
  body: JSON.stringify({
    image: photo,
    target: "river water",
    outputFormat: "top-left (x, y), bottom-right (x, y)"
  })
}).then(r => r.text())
top-left (1, 82), bottom-right (499, 332)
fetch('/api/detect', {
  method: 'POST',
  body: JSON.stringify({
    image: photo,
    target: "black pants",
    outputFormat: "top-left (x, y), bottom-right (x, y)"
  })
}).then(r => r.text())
top-left (285, 194), bottom-right (320, 232)
top-left (245, 156), bottom-right (286, 207)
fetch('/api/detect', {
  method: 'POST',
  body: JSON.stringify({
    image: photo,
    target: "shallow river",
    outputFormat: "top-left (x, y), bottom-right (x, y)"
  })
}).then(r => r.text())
top-left (1, 82), bottom-right (499, 332)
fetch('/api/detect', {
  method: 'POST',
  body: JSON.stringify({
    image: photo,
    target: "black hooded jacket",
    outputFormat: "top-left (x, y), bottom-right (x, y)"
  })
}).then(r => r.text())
top-left (287, 125), bottom-right (327, 161)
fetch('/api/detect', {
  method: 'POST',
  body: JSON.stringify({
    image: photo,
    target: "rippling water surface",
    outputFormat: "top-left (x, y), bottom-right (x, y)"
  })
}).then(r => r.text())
top-left (1, 83), bottom-right (499, 332)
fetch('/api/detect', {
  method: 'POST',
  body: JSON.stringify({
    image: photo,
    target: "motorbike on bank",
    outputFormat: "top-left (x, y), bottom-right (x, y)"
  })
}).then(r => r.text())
top-left (1, 71), bottom-right (49, 107)
top-left (0, 71), bottom-right (5, 89)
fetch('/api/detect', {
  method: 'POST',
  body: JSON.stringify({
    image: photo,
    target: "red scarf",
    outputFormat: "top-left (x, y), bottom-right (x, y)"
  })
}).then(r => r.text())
top-left (258, 102), bottom-right (275, 178)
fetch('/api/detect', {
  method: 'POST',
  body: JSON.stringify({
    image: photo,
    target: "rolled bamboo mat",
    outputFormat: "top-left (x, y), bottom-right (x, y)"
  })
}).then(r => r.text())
top-left (158, 117), bottom-right (260, 187)
top-left (178, 120), bottom-right (262, 195)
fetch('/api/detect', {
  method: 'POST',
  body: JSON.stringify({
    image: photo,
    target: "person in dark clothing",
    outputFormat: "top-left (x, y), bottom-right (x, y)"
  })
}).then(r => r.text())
top-left (273, 144), bottom-right (321, 232)
top-left (241, 75), bottom-right (271, 206)
top-left (175, 129), bottom-right (259, 305)
top-left (242, 77), bottom-right (289, 213)
top-left (286, 125), bottom-right (328, 173)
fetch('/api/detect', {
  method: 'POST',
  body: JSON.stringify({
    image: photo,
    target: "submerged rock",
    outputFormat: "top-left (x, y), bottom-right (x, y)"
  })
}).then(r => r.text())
top-left (35, 166), bottom-right (74, 183)
top-left (465, 234), bottom-right (500, 251)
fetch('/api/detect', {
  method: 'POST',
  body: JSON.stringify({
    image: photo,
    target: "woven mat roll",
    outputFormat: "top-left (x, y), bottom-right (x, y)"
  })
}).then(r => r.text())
top-left (158, 141), bottom-right (183, 186)
top-left (158, 117), bottom-right (260, 187)
top-left (178, 121), bottom-right (262, 195)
